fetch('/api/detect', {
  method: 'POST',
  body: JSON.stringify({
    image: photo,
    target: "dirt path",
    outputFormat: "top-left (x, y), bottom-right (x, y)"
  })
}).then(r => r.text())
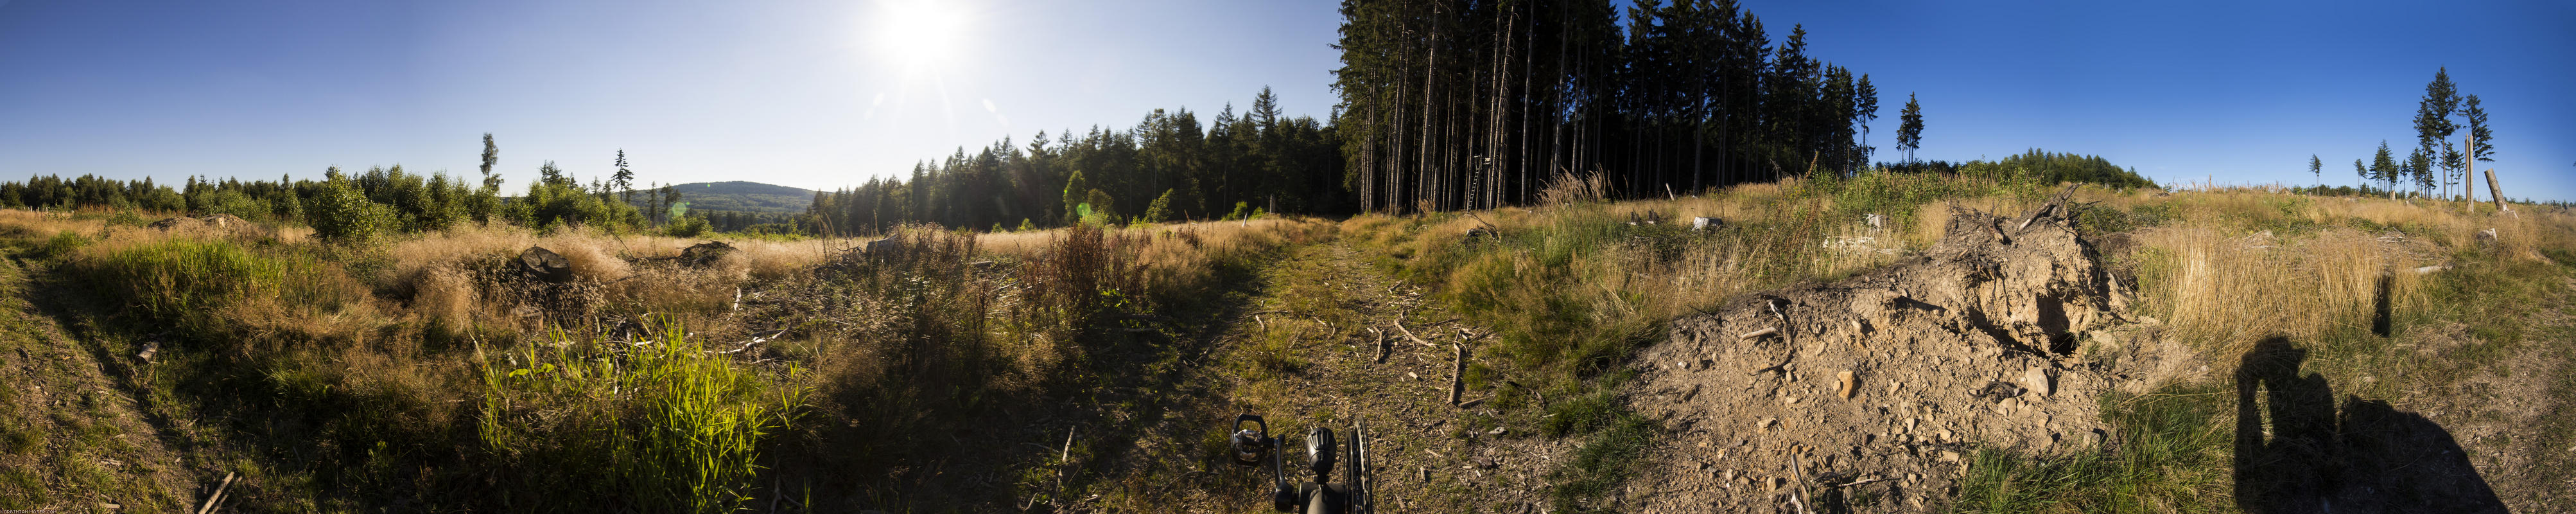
top-left (1096, 240), bottom-right (1574, 513)
top-left (2415, 276), bottom-right (2576, 512)
top-left (0, 258), bottom-right (198, 513)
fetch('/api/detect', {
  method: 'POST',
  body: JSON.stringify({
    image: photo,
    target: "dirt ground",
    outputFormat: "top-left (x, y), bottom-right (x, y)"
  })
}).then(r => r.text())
top-left (1614, 200), bottom-right (2154, 512)
top-left (1096, 242), bottom-right (1575, 513)
top-left (0, 258), bottom-right (200, 513)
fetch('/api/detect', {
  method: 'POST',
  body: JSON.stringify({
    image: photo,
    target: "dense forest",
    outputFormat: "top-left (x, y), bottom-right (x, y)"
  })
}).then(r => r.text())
top-left (800, 87), bottom-right (1345, 236)
top-left (1332, 0), bottom-right (1884, 212)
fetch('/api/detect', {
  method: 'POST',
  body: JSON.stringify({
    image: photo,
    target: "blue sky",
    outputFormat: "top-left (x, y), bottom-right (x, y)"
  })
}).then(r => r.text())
top-left (1, 1), bottom-right (2569, 201)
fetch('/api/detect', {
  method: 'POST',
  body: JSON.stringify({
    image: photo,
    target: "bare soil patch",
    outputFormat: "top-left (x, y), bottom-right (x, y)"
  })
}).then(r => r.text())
top-left (1623, 196), bottom-right (2177, 512)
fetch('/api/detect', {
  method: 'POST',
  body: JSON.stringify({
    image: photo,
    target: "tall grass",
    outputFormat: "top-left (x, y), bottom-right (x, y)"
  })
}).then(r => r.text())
top-left (70, 237), bottom-right (370, 342)
top-left (477, 319), bottom-right (806, 513)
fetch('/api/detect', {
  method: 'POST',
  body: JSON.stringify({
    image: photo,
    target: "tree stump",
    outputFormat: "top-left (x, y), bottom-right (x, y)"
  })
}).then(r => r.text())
top-left (519, 246), bottom-right (575, 283)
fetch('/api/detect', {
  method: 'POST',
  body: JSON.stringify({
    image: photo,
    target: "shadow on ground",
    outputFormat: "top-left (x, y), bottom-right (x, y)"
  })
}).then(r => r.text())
top-left (2234, 336), bottom-right (2506, 514)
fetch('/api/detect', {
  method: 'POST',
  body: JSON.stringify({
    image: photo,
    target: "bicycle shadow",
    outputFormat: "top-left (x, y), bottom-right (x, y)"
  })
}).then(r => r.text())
top-left (2233, 337), bottom-right (2507, 513)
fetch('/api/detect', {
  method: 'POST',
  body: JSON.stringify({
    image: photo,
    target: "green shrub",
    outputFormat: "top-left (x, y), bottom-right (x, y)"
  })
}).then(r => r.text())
top-left (1142, 188), bottom-right (1178, 223)
top-left (37, 231), bottom-right (85, 259)
top-left (664, 214), bottom-right (711, 238)
top-left (308, 175), bottom-right (394, 243)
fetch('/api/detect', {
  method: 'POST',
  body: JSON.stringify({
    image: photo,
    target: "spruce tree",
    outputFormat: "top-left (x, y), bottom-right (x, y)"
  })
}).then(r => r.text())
top-left (2371, 141), bottom-right (2399, 197)
top-left (612, 149), bottom-right (635, 206)
top-left (2461, 94), bottom-right (2494, 175)
top-left (1896, 93), bottom-right (1924, 164)
top-left (2414, 69), bottom-right (2459, 196)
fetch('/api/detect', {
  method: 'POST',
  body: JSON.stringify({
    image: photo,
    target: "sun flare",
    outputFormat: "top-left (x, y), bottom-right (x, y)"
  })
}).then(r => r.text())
top-left (873, 1), bottom-right (966, 70)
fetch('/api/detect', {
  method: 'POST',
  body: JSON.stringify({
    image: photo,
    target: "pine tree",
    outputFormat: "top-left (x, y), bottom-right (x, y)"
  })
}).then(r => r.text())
top-left (2371, 141), bottom-right (2399, 198)
top-left (2414, 69), bottom-right (2460, 197)
top-left (1896, 93), bottom-right (1924, 164)
top-left (2461, 94), bottom-right (2494, 188)
top-left (612, 149), bottom-right (635, 206)
top-left (2407, 147), bottom-right (2435, 194)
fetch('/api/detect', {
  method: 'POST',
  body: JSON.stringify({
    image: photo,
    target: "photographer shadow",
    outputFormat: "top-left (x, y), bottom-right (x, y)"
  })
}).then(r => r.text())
top-left (2234, 337), bottom-right (2506, 513)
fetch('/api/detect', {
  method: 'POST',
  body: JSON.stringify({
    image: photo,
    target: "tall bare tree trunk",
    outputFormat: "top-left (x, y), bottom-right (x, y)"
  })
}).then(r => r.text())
top-left (2465, 129), bottom-right (2477, 213)
top-left (1418, 21), bottom-right (1438, 213)
top-left (2485, 168), bottom-right (2506, 211)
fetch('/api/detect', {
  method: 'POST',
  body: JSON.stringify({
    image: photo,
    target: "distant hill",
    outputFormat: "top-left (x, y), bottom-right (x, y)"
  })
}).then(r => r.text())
top-left (638, 181), bottom-right (814, 215)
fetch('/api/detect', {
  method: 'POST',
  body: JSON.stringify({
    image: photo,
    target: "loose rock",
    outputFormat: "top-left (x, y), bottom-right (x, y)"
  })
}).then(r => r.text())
top-left (2024, 366), bottom-right (2055, 398)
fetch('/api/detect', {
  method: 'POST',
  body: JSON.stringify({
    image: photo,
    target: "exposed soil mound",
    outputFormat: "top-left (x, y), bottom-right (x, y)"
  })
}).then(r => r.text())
top-left (1626, 191), bottom-right (2161, 511)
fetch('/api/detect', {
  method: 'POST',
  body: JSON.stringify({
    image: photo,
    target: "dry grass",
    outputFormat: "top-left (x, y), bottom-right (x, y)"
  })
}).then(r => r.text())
top-left (2134, 227), bottom-right (2421, 358)
top-left (2103, 190), bottom-right (2576, 365)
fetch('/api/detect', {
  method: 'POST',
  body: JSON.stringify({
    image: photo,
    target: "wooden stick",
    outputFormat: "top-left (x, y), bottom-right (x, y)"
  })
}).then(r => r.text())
top-left (2017, 184), bottom-right (2082, 233)
top-left (1393, 319), bottom-right (1438, 348)
top-left (1371, 327), bottom-right (1390, 364)
top-left (197, 472), bottom-right (236, 514)
top-left (1449, 344), bottom-right (1467, 406)
top-left (1737, 326), bottom-right (1780, 340)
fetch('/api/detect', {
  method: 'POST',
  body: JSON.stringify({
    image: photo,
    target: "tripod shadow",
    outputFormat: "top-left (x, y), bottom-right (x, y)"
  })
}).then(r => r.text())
top-left (2233, 337), bottom-right (2506, 513)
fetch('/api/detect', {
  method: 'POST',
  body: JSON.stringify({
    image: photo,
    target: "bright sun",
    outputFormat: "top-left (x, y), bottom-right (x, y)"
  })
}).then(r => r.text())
top-left (874, 1), bottom-right (966, 71)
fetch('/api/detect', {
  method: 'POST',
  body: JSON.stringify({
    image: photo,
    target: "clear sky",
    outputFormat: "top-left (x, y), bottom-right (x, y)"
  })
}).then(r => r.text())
top-left (1, 0), bottom-right (2569, 201)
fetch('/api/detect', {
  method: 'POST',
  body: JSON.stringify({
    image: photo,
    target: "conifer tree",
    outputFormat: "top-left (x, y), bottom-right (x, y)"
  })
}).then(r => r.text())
top-left (2371, 141), bottom-right (2399, 198)
top-left (2414, 69), bottom-right (2460, 197)
top-left (2309, 155), bottom-right (2322, 187)
top-left (1896, 93), bottom-right (1924, 164)
top-left (612, 149), bottom-right (635, 206)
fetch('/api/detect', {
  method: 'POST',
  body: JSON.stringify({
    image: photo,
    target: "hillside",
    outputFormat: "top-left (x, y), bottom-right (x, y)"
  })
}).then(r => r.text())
top-left (649, 181), bottom-right (814, 214)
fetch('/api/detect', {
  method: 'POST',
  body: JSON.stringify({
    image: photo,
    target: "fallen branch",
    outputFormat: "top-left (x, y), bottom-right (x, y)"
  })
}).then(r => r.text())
top-left (197, 472), bottom-right (236, 514)
top-left (713, 330), bottom-right (790, 355)
top-left (2017, 184), bottom-right (2083, 233)
top-left (1371, 326), bottom-right (1389, 364)
top-left (1393, 320), bottom-right (1438, 348)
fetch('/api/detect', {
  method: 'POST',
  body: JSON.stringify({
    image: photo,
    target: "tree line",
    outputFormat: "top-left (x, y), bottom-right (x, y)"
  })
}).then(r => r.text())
top-left (800, 87), bottom-right (1345, 236)
top-left (0, 134), bottom-right (705, 240)
top-left (2327, 68), bottom-right (2496, 202)
top-left (1331, 0), bottom-right (1893, 213)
